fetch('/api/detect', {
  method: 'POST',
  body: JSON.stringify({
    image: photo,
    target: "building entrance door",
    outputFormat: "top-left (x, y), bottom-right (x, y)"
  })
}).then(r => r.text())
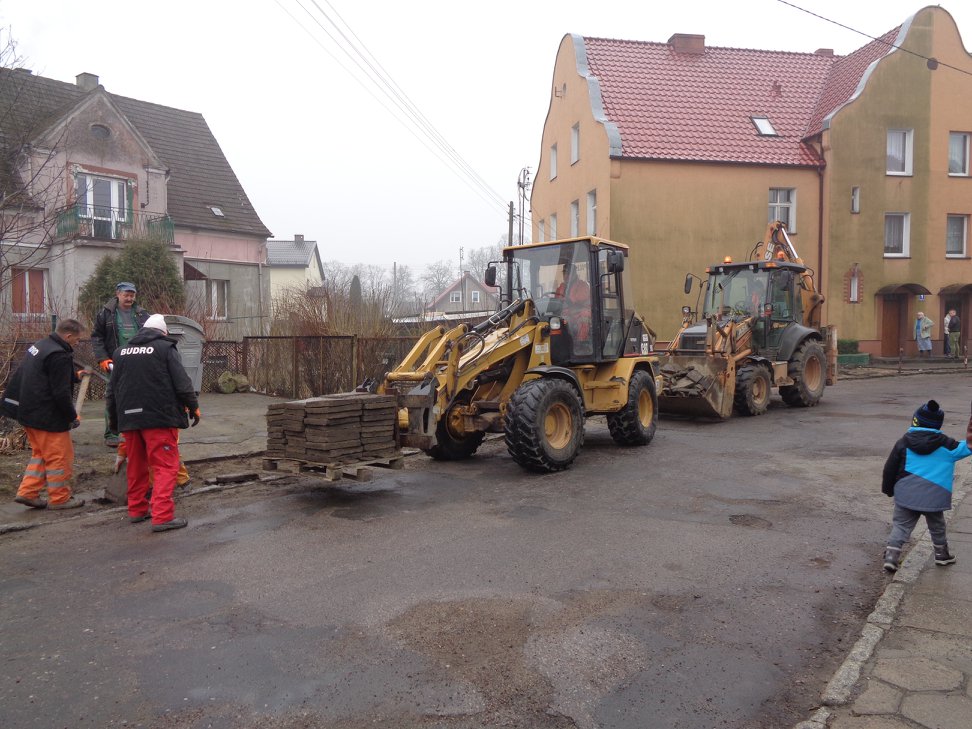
top-left (881, 295), bottom-right (905, 357)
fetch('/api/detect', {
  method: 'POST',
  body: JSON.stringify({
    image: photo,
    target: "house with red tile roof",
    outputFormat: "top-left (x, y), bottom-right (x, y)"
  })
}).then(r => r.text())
top-left (531, 5), bottom-right (972, 358)
top-left (0, 69), bottom-right (272, 340)
top-left (427, 271), bottom-right (499, 318)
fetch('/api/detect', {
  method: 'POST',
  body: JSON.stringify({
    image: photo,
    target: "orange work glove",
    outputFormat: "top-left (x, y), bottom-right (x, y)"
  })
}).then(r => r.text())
top-left (99, 359), bottom-right (113, 373)
top-left (190, 407), bottom-right (201, 427)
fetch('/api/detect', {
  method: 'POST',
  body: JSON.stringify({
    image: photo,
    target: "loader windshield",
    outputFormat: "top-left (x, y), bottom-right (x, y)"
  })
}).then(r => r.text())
top-left (704, 266), bottom-right (769, 319)
top-left (510, 241), bottom-right (591, 317)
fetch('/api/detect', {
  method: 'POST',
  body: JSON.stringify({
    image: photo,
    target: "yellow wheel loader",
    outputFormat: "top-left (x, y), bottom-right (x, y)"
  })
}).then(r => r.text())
top-left (379, 236), bottom-right (660, 472)
top-left (659, 221), bottom-right (837, 419)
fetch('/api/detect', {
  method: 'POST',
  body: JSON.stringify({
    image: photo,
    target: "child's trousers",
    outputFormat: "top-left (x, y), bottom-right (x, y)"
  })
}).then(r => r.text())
top-left (888, 504), bottom-right (947, 547)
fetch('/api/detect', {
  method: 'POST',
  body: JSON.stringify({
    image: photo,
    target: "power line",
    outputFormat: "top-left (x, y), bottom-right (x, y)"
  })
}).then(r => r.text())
top-left (272, 0), bottom-right (511, 215)
top-left (776, 0), bottom-right (972, 77)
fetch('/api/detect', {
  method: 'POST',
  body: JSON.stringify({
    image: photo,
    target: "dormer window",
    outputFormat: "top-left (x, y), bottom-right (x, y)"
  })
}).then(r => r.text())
top-left (751, 116), bottom-right (778, 136)
top-left (209, 206), bottom-right (225, 217)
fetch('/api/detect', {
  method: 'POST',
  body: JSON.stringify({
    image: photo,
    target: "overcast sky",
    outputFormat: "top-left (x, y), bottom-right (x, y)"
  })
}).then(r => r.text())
top-left (2, 1), bottom-right (969, 274)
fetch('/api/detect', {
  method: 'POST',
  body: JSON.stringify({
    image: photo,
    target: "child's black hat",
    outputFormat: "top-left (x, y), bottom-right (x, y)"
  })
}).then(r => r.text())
top-left (913, 400), bottom-right (945, 429)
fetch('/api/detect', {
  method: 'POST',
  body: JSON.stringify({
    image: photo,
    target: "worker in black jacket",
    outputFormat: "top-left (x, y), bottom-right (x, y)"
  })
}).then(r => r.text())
top-left (91, 281), bottom-right (150, 446)
top-left (8, 319), bottom-right (87, 510)
top-left (107, 314), bottom-right (200, 532)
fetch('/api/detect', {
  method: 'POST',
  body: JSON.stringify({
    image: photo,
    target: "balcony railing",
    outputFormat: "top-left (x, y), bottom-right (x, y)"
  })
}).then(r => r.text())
top-left (55, 205), bottom-right (174, 245)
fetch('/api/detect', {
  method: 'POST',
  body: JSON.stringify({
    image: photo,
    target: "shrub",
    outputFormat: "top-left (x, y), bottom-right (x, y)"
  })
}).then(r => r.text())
top-left (837, 339), bottom-right (859, 354)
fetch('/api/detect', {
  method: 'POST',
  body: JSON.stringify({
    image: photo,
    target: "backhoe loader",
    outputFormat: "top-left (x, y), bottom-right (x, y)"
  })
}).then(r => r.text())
top-left (659, 221), bottom-right (837, 419)
top-left (379, 236), bottom-right (660, 472)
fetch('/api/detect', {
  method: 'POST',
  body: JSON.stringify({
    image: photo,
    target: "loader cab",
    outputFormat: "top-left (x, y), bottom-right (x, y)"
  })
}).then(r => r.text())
top-left (701, 261), bottom-right (807, 354)
top-left (491, 237), bottom-right (633, 365)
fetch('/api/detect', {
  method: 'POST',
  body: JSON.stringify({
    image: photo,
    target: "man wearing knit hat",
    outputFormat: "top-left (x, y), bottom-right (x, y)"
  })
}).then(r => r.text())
top-left (880, 400), bottom-right (971, 571)
top-left (106, 314), bottom-right (201, 532)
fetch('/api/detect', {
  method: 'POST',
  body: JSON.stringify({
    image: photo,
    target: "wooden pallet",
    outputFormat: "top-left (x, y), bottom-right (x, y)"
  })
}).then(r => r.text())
top-left (262, 454), bottom-right (405, 483)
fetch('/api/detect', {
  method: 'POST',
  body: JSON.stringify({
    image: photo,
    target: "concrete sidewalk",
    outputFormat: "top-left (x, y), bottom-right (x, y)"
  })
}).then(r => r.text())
top-left (796, 356), bottom-right (972, 729)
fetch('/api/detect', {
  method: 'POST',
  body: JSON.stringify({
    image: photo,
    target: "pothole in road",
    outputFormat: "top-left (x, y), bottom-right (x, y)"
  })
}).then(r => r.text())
top-left (729, 514), bottom-right (772, 529)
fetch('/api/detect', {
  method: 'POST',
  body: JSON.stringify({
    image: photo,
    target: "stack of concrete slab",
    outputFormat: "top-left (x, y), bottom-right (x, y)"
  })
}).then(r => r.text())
top-left (265, 393), bottom-right (398, 464)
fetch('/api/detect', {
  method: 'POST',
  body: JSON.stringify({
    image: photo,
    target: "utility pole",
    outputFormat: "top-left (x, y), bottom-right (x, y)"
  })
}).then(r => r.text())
top-left (508, 202), bottom-right (514, 247)
top-left (459, 246), bottom-right (465, 314)
top-left (517, 167), bottom-right (531, 244)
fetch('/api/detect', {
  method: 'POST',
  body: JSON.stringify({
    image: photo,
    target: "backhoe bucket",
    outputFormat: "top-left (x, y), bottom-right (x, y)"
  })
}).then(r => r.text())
top-left (657, 355), bottom-right (735, 419)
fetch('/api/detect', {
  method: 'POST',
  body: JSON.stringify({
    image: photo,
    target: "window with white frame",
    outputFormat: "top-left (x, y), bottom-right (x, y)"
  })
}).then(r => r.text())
top-left (851, 186), bottom-right (860, 214)
top-left (11, 267), bottom-right (46, 315)
top-left (205, 279), bottom-right (229, 319)
top-left (75, 173), bottom-right (130, 239)
top-left (450, 290), bottom-right (462, 303)
top-left (886, 129), bottom-right (913, 175)
top-left (570, 200), bottom-right (579, 237)
top-left (586, 190), bottom-right (597, 235)
top-left (884, 213), bottom-right (910, 257)
top-left (768, 188), bottom-right (796, 231)
top-left (471, 290), bottom-right (481, 304)
top-left (570, 124), bottom-right (580, 164)
top-left (549, 213), bottom-right (557, 240)
top-left (538, 219), bottom-right (546, 241)
top-left (946, 214), bottom-right (968, 257)
top-left (849, 268), bottom-right (860, 303)
top-left (550, 144), bottom-right (558, 180)
top-left (949, 132), bottom-right (970, 175)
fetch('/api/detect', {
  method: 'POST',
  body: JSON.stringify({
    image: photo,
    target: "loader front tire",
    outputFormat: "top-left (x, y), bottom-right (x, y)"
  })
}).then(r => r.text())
top-left (608, 369), bottom-right (657, 445)
top-left (505, 378), bottom-right (584, 472)
top-left (734, 364), bottom-right (772, 416)
top-left (427, 406), bottom-right (485, 461)
top-left (780, 340), bottom-right (826, 408)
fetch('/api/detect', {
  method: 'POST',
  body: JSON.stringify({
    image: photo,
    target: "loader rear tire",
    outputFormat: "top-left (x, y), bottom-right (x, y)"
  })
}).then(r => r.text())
top-left (505, 378), bottom-right (584, 472)
top-left (780, 340), bottom-right (826, 408)
top-left (734, 364), bottom-right (772, 416)
top-left (608, 369), bottom-right (657, 445)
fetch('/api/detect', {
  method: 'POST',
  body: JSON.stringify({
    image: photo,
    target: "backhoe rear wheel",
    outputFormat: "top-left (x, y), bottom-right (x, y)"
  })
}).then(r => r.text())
top-left (427, 404), bottom-right (485, 460)
top-left (607, 369), bottom-right (658, 445)
top-left (780, 340), bottom-right (826, 407)
top-left (505, 378), bottom-right (584, 472)
top-left (734, 364), bottom-right (772, 416)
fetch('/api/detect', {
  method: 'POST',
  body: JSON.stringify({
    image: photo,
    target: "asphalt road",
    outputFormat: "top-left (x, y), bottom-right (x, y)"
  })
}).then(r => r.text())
top-left (3, 374), bottom-right (972, 729)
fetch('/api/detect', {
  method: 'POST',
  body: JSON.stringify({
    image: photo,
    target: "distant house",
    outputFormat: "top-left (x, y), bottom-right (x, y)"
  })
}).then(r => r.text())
top-left (427, 271), bottom-right (499, 318)
top-left (532, 6), bottom-right (972, 357)
top-left (266, 234), bottom-right (325, 303)
top-left (0, 69), bottom-right (272, 339)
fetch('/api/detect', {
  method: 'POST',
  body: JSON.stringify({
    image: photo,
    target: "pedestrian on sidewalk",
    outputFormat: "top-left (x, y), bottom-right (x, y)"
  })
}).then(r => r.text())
top-left (881, 400), bottom-right (970, 572)
top-left (914, 312), bottom-right (934, 357)
top-left (106, 314), bottom-right (201, 532)
top-left (91, 282), bottom-right (149, 447)
top-left (4, 319), bottom-right (87, 510)
top-left (943, 310), bottom-right (952, 356)
top-left (947, 309), bottom-right (962, 359)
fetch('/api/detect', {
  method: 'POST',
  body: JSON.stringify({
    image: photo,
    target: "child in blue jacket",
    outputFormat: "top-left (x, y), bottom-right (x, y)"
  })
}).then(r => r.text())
top-left (881, 400), bottom-right (971, 572)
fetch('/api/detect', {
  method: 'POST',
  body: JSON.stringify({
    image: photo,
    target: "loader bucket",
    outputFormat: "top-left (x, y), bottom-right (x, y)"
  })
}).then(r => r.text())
top-left (657, 355), bottom-right (735, 419)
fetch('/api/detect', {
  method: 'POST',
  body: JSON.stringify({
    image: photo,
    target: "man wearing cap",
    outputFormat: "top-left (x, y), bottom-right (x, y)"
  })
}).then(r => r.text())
top-left (92, 282), bottom-right (150, 446)
top-left (107, 314), bottom-right (200, 532)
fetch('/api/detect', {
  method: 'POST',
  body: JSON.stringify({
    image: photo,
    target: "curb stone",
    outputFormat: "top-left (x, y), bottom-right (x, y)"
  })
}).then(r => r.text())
top-left (794, 474), bottom-right (971, 725)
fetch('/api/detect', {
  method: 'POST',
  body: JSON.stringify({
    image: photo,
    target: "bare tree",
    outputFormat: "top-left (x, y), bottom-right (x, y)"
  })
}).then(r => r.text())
top-left (0, 28), bottom-right (76, 383)
top-left (421, 259), bottom-right (455, 304)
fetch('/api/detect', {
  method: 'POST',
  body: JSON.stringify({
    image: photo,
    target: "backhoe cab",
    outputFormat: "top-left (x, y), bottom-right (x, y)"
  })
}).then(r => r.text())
top-left (660, 221), bottom-right (837, 419)
top-left (380, 237), bottom-right (660, 472)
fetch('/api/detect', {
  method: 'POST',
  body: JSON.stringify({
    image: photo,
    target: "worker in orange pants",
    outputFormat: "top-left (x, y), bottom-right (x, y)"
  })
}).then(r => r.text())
top-left (18, 428), bottom-right (77, 506)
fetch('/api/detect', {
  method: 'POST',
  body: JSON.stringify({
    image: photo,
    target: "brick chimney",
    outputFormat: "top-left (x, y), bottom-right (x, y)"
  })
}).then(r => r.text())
top-left (669, 34), bottom-right (705, 54)
top-left (76, 72), bottom-right (99, 91)
top-left (295, 234), bottom-right (304, 243)
top-left (814, 48), bottom-right (834, 57)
